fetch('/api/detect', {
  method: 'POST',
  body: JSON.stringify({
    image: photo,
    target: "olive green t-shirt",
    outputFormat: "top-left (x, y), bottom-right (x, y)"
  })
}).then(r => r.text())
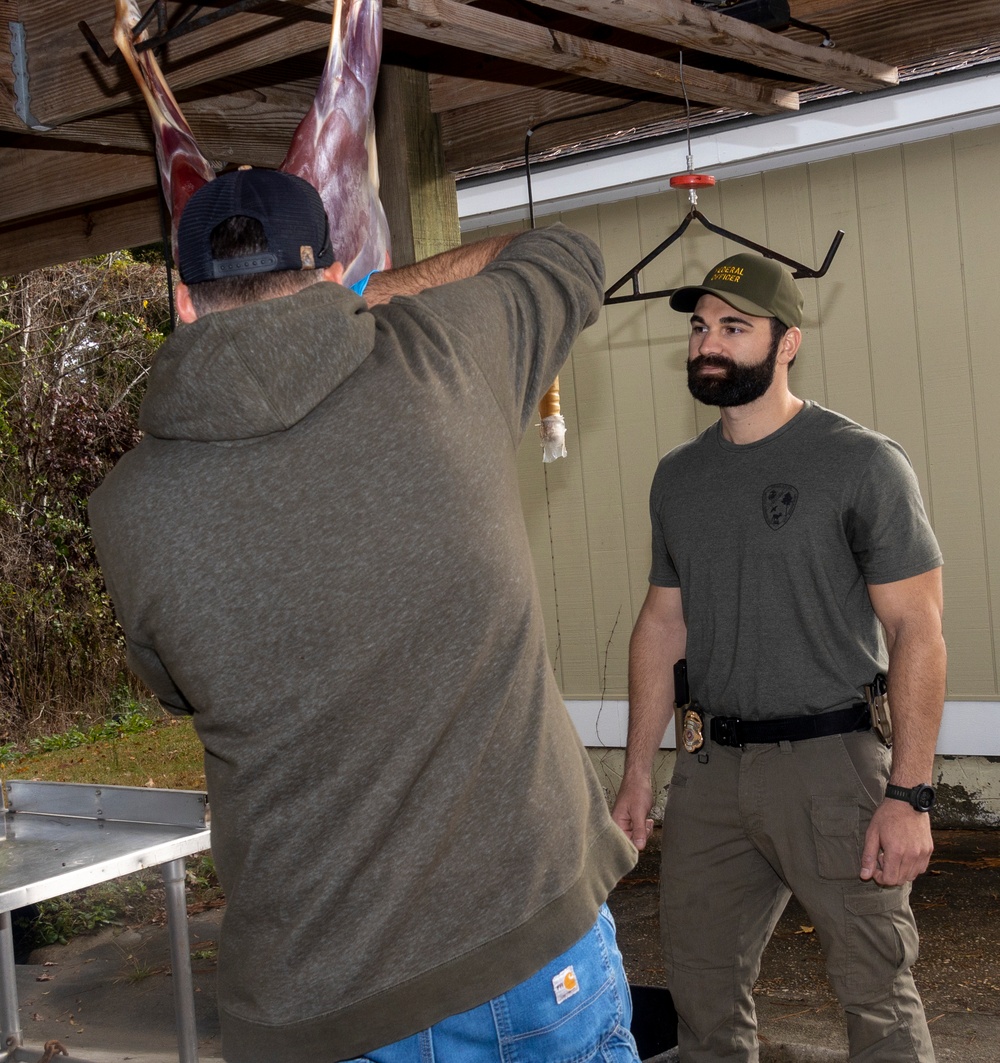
top-left (649, 401), bottom-right (942, 718)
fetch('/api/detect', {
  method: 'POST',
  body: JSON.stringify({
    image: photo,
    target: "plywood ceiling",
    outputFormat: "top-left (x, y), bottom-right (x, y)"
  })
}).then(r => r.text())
top-left (2, 0), bottom-right (998, 272)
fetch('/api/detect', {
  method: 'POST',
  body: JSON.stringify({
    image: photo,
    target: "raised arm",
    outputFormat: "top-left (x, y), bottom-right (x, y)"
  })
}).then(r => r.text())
top-left (363, 234), bottom-right (518, 305)
top-left (612, 584), bottom-right (687, 851)
top-left (860, 567), bottom-right (946, 885)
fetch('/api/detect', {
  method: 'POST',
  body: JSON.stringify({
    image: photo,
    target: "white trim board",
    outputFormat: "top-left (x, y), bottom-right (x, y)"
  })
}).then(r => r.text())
top-left (458, 70), bottom-right (1000, 231)
top-left (566, 700), bottom-right (1000, 756)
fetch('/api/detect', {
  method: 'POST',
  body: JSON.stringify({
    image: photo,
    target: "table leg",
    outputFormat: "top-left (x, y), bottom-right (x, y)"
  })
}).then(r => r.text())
top-left (161, 858), bottom-right (199, 1063)
top-left (0, 911), bottom-right (21, 1061)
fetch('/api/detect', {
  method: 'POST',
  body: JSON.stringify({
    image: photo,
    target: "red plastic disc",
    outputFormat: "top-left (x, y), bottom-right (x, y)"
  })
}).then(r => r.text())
top-left (670, 173), bottom-right (716, 189)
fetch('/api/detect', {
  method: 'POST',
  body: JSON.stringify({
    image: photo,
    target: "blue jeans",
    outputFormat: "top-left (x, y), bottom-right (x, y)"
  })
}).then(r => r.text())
top-left (342, 904), bottom-right (640, 1062)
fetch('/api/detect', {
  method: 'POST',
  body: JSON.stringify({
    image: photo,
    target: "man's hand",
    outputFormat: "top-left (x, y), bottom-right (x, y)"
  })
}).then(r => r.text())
top-left (860, 799), bottom-right (934, 886)
top-left (612, 776), bottom-right (655, 851)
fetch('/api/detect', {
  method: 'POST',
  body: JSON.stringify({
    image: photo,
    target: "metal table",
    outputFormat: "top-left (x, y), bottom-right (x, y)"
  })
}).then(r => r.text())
top-left (0, 780), bottom-right (212, 1063)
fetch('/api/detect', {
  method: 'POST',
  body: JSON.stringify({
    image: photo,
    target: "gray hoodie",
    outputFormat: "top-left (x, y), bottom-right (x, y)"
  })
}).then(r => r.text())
top-left (89, 225), bottom-right (636, 1062)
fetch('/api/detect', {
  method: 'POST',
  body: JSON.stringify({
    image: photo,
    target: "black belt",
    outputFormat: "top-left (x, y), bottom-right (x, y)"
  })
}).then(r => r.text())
top-left (709, 703), bottom-right (870, 748)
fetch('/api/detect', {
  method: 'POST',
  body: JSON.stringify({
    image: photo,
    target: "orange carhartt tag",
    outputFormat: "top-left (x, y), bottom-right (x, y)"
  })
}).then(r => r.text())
top-left (552, 965), bottom-right (580, 1004)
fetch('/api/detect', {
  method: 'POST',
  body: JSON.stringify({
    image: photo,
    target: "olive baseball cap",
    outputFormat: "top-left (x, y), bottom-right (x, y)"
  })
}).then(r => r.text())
top-left (669, 252), bottom-right (803, 328)
top-left (177, 167), bottom-right (335, 284)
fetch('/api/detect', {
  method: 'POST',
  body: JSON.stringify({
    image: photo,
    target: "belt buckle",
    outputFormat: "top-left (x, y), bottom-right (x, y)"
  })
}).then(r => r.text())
top-left (713, 716), bottom-right (743, 748)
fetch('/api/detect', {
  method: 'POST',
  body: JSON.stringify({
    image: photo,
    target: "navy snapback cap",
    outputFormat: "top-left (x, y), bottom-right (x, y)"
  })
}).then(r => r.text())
top-left (177, 168), bottom-right (335, 284)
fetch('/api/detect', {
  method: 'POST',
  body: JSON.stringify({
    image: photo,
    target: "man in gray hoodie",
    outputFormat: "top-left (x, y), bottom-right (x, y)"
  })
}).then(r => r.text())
top-left (89, 168), bottom-right (639, 1063)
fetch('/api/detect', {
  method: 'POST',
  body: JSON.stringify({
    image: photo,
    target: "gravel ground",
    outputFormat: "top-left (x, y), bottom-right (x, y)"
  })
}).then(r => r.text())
top-left (608, 828), bottom-right (1000, 1061)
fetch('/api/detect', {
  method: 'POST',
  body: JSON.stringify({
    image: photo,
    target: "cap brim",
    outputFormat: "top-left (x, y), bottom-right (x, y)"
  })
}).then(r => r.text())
top-left (669, 284), bottom-right (774, 320)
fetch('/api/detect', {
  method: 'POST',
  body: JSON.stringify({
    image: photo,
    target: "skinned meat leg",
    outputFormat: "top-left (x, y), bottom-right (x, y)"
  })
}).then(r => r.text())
top-left (113, 0), bottom-right (215, 251)
top-left (281, 0), bottom-right (391, 288)
top-left (285, 0), bottom-right (559, 453)
top-left (114, 0), bottom-right (389, 286)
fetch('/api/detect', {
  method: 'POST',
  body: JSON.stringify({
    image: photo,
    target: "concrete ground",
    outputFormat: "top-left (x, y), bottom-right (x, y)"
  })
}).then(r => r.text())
top-left (9, 828), bottom-right (1000, 1062)
top-left (13, 908), bottom-right (224, 1063)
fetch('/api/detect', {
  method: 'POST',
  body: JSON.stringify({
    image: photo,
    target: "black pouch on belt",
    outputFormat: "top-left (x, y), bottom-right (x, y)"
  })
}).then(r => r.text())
top-left (673, 659), bottom-right (706, 753)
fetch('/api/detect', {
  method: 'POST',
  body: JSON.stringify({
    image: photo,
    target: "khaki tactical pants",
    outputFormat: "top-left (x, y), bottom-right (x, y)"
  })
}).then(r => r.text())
top-left (660, 726), bottom-right (935, 1063)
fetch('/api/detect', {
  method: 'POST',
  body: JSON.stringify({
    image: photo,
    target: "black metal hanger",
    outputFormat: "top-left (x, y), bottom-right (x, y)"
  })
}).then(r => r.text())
top-left (604, 203), bottom-right (844, 305)
top-left (603, 45), bottom-right (844, 306)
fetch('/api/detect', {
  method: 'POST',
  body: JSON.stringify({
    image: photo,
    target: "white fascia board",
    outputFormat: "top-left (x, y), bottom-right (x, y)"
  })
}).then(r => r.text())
top-left (459, 70), bottom-right (1000, 230)
top-left (565, 699), bottom-right (1000, 756)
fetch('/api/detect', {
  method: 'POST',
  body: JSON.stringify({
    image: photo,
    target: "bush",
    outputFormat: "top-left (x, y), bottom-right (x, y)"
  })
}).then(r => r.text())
top-left (0, 253), bottom-right (169, 741)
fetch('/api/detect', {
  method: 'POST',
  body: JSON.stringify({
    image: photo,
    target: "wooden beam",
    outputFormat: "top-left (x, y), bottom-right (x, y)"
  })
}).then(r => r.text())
top-left (773, 0), bottom-right (997, 73)
top-left (0, 190), bottom-right (163, 276)
top-left (529, 0), bottom-right (899, 93)
top-left (1, 0), bottom-right (335, 131)
top-left (376, 64), bottom-right (461, 266)
top-left (0, 145), bottom-right (158, 226)
top-left (0, 1), bottom-right (21, 124)
top-left (425, 35), bottom-right (613, 114)
top-left (430, 70), bottom-right (584, 113)
top-left (438, 85), bottom-right (699, 174)
top-left (13, 114), bottom-right (156, 155)
top-left (383, 0), bottom-right (799, 116)
top-left (25, 79), bottom-right (317, 165)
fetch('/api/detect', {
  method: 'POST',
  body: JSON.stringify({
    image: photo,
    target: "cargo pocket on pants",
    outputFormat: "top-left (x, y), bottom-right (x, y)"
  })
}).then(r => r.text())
top-left (841, 885), bottom-right (918, 1005)
top-left (811, 799), bottom-right (861, 880)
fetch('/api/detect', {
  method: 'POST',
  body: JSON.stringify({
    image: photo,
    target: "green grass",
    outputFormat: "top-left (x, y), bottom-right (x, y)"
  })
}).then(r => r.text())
top-left (5, 711), bottom-right (218, 955)
top-left (2, 711), bottom-right (206, 790)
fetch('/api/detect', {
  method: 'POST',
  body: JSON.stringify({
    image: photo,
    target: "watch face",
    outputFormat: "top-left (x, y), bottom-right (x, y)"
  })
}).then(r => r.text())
top-left (914, 785), bottom-right (936, 811)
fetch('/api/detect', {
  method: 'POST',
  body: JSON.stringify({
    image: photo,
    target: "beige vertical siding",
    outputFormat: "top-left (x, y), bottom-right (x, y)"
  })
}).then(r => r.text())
top-left (472, 127), bottom-right (1000, 700)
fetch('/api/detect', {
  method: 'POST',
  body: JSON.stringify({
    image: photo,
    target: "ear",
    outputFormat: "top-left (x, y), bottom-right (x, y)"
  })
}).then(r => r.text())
top-left (176, 282), bottom-right (198, 324)
top-left (321, 262), bottom-right (346, 287)
top-left (778, 326), bottom-right (802, 365)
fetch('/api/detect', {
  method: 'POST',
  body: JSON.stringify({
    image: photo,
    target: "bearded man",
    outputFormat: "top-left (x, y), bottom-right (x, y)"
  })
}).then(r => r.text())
top-left (612, 253), bottom-right (945, 1063)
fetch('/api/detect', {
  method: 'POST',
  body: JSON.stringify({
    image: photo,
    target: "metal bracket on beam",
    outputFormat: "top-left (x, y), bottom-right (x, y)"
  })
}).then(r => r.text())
top-left (8, 21), bottom-right (52, 131)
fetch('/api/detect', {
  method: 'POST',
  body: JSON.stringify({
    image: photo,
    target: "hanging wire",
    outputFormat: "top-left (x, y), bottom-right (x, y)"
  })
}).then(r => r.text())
top-left (678, 50), bottom-right (697, 180)
top-left (523, 101), bottom-right (634, 228)
top-left (671, 50), bottom-right (709, 212)
top-left (521, 99), bottom-right (633, 667)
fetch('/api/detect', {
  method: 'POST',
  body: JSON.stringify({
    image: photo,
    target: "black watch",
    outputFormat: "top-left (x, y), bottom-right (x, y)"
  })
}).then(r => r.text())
top-left (885, 783), bottom-right (936, 812)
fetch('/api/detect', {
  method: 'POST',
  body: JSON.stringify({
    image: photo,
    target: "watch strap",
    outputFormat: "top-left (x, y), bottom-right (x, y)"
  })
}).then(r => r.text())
top-left (885, 782), bottom-right (935, 811)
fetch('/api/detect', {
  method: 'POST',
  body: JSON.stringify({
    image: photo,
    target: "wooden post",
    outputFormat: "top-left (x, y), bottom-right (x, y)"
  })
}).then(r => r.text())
top-left (375, 64), bottom-right (461, 268)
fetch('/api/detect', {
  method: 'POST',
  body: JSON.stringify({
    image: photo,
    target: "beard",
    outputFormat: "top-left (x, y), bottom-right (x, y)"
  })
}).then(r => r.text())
top-left (687, 337), bottom-right (780, 408)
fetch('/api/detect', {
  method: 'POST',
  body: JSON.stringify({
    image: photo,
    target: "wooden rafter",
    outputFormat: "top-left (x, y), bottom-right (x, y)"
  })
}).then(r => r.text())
top-left (1, 0), bottom-right (996, 275)
top-left (13, 79), bottom-right (320, 163)
top-left (529, 0), bottom-right (898, 94)
top-left (383, 0), bottom-right (799, 115)
top-left (0, 1), bottom-right (336, 132)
